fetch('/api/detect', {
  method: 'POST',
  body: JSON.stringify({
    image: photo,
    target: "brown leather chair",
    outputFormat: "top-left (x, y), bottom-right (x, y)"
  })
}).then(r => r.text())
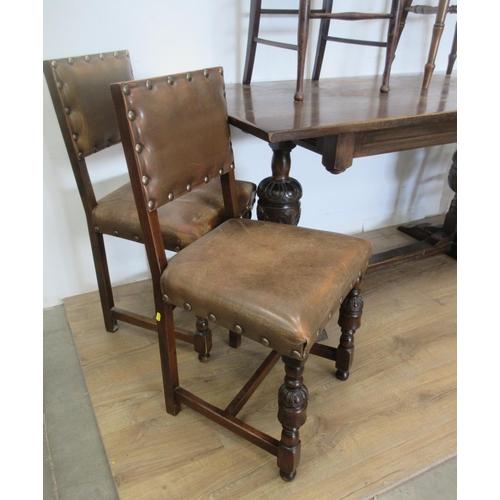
top-left (243, 0), bottom-right (410, 101)
top-left (43, 51), bottom-right (256, 360)
top-left (111, 67), bottom-right (373, 480)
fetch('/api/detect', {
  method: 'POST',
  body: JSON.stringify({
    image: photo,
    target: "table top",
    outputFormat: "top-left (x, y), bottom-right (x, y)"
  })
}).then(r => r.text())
top-left (225, 73), bottom-right (457, 143)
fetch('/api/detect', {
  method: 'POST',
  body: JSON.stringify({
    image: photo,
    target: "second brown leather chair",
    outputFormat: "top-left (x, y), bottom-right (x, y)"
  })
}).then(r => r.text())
top-left (43, 51), bottom-right (256, 360)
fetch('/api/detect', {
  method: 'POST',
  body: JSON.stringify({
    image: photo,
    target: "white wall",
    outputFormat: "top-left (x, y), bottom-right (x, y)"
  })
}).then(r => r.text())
top-left (43, 0), bottom-right (457, 308)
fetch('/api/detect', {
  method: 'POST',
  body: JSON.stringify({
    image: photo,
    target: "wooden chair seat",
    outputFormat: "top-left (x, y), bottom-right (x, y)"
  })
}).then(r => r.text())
top-left (162, 218), bottom-right (372, 358)
top-left (93, 179), bottom-right (256, 251)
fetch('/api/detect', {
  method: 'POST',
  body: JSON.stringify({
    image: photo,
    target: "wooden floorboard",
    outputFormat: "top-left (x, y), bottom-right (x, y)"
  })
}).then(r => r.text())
top-left (63, 217), bottom-right (457, 500)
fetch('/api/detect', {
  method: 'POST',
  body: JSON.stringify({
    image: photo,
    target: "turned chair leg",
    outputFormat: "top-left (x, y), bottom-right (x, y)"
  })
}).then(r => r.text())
top-left (336, 276), bottom-right (364, 381)
top-left (194, 316), bottom-right (212, 362)
top-left (446, 22), bottom-right (457, 75)
top-left (243, 0), bottom-right (262, 85)
top-left (277, 356), bottom-right (308, 481)
top-left (380, 0), bottom-right (406, 93)
top-left (294, 0), bottom-right (312, 101)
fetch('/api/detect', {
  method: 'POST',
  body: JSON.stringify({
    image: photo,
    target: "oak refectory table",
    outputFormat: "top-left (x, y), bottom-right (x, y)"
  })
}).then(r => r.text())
top-left (225, 72), bottom-right (457, 270)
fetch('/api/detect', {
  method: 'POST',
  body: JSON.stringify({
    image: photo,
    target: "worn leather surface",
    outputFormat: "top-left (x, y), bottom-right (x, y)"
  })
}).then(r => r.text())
top-left (113, 67), bottom-right (235, 210)
top-left (162, 218), bottom-right (373, 359)
top-left (46, 50), bottom-right (133, 158)
top-left (93, 180), bottom-right (256, 250)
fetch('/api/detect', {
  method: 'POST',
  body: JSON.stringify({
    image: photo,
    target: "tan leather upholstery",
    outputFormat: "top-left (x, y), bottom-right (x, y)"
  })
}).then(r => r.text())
top-left (116, 67), bottom-right (234, 210)
top-left (47, 51), bottom-right (134, 159)
top-left (161, 218), bottom-right (372, 359)
top-left (93, 180), bottom-right (256, 251)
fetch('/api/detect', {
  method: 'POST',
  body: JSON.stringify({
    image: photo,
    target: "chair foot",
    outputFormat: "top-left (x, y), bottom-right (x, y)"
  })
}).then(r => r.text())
top-left (294, 91), bottom-right (304, 102)
top-left (280, 470), bottom-right (297, 482)
top-left (336, 277), bottom-right (364, 380)
top-left (379, 84), bottom-right (390, 94)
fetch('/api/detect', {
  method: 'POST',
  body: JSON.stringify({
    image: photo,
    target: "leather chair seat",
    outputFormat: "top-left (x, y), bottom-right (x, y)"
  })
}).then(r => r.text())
top-left (93, 180), bottom-right (256, 251)
top-left (161, 218), bottom-right (372, 359)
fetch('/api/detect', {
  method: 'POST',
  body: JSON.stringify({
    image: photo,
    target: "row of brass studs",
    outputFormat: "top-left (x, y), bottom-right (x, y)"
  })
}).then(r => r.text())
top-left (122, 67), bottom-right (223, 97)
top-left (94, 226), bottom-right (140, 242)
top-left (50, 51), bottom-right (129, 69)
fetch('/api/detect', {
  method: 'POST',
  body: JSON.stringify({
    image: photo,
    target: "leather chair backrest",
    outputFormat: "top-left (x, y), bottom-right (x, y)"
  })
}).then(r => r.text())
top-left (110, 67), bottom-right (235, 211)
top-left (44, 50), bottom-right (134, 161)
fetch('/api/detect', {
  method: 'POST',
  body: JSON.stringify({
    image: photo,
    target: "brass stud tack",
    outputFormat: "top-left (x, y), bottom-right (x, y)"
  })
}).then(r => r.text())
top-left (125, 51), bottom-right (129, 57)
top-left (113, 230), bottom-right (119, 236)
top-left (72, 133), bottom-right (78, 141)
top-left (230, 163), bottom-right (235, 170)
top-left (127, 110), bottom-right (136, 121)
top-left (162, 294), bottom-right (169, 303)
top-left (106, 141), bottom-right (112, 147)
top-left (186, 72), bottom-right (192, 81)
top-left (218, 168), bottom-right (224, 175)
top-left (204, 175), bottom-right (210, 183)
top-left (99, 53), bottom-right (104, 60)
top-left (135, 144), bottom-right (143, 154)
top-left (233, 325), bottom-right (243, 334)
top-left (123, 84), bottom-right (130, 96)
top-left (291, 350), bottom-right (302, 360)
top-left (85, 55), bottom-right (90, 62)
top-left (184, 303), bottom-right (192, 312)
top-left (168, 192), bottom-right (174, 201)
top-left (260, 338), bottom-right (270, 347)
top-left (56, 81), bottom-right (63, 89)
top-left (51, 60), bottom-right (58, 68)
top-left (146, 79), bottom-right (152, 90)
top-left (328, 311), bottom-right (333, 320)
top-left (65, 107), bottom-right (71, 115)
top-left (114, 51), bottom-right (118, 57)
top-left (208, 313), bottom-right (216, 323)
top-left (148, 199), bottom-right (156, 210)
top-left (141, 175), bottom-right (149, 185)
top-left (174, 246), bottom-right (180, 252)
top-left (133, 236), bottom-right (140, 242)
top-left (167, 76), bottom-right (174, 85)
top-left (93, 146), bottom-right (98, 153)
top-left (186, 184), bottom-right (192, 192)
top-left (204, 69), bottom-right (209, 77)
top-left (94, 226), bottom-right (100, 232)
top-left (78, 152), bottom-right (84, 160)
top-left (219, 67), bottom-right (224, 75)
top-left (340, 296), bottom-right (344, 304)
top-left (67, 57), bottom-right (74, 65)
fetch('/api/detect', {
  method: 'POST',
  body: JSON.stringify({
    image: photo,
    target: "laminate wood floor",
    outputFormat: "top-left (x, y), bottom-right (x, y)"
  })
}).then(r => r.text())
top-left (63, 219), bottom-right (457, 500)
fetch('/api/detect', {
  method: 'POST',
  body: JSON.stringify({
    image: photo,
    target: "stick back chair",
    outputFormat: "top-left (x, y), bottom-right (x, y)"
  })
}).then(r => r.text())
top-left (243, 0), bottom-right (410, 101)
top-left (43, 51), bottom-right (256, 359)
top-left (111, 67), bottom-right (373, 480)
top-left (403, 1), bottom-right (457, 90)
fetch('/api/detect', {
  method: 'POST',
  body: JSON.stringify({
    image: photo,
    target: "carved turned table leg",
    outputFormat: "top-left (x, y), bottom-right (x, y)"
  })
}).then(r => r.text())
top-left (257, 142), bottom-right (303, 225)
top-left (336, 277), bottom-right (364, 381)
top-left (277, 356), bottom-right (308, 481)
top-left (397, 150), bottom-right (457, 258)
